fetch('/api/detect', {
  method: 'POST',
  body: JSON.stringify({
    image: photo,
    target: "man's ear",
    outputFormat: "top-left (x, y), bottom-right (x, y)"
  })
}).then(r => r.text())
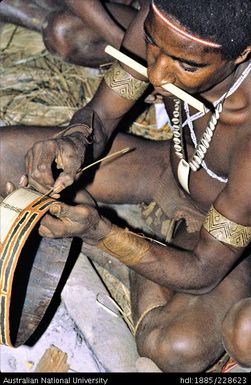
top-left (234, 46), bottom-right (251, 64)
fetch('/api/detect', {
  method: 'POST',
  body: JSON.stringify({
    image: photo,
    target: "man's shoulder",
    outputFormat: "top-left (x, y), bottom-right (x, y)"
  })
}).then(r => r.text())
top-left (227, 134), bottom-right (251, 225)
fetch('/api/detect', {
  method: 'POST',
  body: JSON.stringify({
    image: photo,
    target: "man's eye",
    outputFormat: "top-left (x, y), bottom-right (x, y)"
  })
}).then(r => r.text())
top-left (180, 63), bottom-right (199, 72)
top-left (144, 33), bottom-right (154, 45)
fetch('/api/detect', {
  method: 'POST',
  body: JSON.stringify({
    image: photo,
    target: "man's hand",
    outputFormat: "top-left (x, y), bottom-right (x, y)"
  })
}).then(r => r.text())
top-left (25, 132), bottom-right (87, 196)
top-left (4, 176), bottom-right (29, 197)
top-left (39, 191), bottom-right (112, 245)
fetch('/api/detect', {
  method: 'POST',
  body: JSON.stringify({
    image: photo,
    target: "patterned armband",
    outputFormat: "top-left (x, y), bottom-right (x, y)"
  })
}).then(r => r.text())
top-left (96, 225), bottom-right (150, 265)
top-left (103, 61), bottom-right (149, 101)
top-left (203, 205), bottom-right (251, 248)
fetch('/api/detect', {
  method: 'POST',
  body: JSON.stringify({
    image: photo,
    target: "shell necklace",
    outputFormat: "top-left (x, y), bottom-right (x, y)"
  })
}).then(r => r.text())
top-left (172, 98), bottom-right (223, 194)
top-left (172, 62), bottom-right (251, 193)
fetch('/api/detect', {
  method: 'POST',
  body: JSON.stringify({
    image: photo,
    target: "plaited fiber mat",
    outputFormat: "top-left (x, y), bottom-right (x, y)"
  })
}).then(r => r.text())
top-left (0, 24), bottom-right (103, 127)
top-left (0, 23), bottom-right (172, 138)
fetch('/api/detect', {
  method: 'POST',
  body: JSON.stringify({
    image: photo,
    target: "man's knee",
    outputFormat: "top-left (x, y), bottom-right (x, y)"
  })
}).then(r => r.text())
top-left (42, 11), bottom-right (103, 66)
top-left (42, 12), bottom-right (75, 59)
top-left (136, 323), bottom-right (212, 372)
top-left (223, 298), bottom-right (251, 367)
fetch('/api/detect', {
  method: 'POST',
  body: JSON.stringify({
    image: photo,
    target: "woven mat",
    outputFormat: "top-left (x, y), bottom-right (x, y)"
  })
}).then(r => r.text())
top-left (0, 24), bottom-right (102, 127)
top-left (0, 23), bottom-right (172, 139)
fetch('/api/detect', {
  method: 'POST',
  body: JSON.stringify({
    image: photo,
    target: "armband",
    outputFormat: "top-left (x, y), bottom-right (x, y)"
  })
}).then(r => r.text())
top-left (203, 205), bottom-right (251, 248)
top-left (103, 61), bottom-right (149, 101)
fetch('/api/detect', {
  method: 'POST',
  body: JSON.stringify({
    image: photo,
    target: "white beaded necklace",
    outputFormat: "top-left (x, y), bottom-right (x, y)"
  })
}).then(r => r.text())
top-left (172, 99), bottom-right (223, 194)
top-left (172, 62), bottom-right (251, 194)
top-left (183, 62), bottom-right (251, 184)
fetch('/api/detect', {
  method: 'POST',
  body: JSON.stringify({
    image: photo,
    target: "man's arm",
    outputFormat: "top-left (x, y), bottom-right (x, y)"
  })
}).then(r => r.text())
top-left (26, 3), bottom-right (150, 193)
top-left (107, 137), bottom-right (251, 294)
top-left (72, 0), bottom-right (149, 138)
top-left (75, 0), bottom-right (150, 158)
top-left (39, 138), bottom-right (251, 295)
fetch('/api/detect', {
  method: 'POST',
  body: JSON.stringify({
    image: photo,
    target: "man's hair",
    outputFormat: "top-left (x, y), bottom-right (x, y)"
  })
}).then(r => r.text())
top-left (153, 0), bottom-right (251, 60)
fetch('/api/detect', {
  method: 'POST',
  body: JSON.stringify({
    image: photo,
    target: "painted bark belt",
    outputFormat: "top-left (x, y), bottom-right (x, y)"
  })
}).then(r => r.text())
top-left (0, 188), bottom-right (72, 347)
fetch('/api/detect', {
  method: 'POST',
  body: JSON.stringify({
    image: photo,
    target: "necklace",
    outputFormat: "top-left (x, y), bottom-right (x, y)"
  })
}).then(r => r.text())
top-left (183, 62), bottom-right (251, 183)
top-left (172, 99), bottom-right (223, 194)
top-left (172, 62), bottom-right (251, 194)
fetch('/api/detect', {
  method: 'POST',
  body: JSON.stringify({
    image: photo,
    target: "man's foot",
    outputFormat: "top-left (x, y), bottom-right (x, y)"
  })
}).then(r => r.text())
top-left (136, 357), bottom-right (162, 372)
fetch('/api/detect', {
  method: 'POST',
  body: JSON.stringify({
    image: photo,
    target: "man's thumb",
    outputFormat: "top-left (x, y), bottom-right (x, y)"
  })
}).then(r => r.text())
top-left (49, 203), bottom-right (66, 218)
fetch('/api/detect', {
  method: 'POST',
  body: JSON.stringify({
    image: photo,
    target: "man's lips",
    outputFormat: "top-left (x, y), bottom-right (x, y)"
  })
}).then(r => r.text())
top-left (153, 87), bottom-right (176, 97)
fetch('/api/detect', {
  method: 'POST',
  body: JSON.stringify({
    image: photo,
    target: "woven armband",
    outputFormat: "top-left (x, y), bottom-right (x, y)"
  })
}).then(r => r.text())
top-left (103, 61), bottom-right (149, 101)
top-left (96, 226), bottom-right (150, 266)
top-left (203, 205), bottom-right (251, 248)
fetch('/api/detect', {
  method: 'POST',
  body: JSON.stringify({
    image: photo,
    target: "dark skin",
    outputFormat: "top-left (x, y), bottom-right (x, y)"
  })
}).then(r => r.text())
top-left (222, 298), bottom-right (251, 367)
top-left (0, 0), bottom-right (138, 67)
top-left (0, 0), bottom-right (48, 31)
top-left (1, 4), bottom-right (251, 371)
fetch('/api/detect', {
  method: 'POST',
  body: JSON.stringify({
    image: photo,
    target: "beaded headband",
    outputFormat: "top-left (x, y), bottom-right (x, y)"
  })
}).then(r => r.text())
top-left (151, 1), bottom-right (221, 49)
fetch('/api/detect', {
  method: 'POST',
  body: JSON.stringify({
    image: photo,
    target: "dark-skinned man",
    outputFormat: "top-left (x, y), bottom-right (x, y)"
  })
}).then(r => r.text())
top-left (1, 0), bottom-right (250, 372)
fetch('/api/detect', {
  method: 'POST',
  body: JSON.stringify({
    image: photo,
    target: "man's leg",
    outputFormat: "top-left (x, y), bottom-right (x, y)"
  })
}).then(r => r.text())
top-left (0, 125), bottom-right (169, 203)
top-left (222, 297), bottom-right (251, 367)
top-left (0, 0), bottom-right (61, 32)
top-left (42, 3), bottom-right (137, 67)
top-left (0, 1), bottom-right (137, 66)
top-left (130, 236), bottom-right (251, 372)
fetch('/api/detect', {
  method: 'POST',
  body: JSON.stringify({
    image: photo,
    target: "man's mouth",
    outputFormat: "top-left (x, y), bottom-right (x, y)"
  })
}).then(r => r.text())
top-left (154, 87), bottom-right (176, 98)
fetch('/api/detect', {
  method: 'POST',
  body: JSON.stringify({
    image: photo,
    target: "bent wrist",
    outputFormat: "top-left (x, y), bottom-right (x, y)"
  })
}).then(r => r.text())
top-left (81, 216), bottom-right (112, 246)
top-left (57, 123), bottom-right (93, 143)
top-left (70, 106), bottom-right (108, 159)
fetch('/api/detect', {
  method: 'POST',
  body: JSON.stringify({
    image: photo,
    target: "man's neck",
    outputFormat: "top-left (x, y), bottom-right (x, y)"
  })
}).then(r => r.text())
top-left (202, 60), bottom-right (250, 104)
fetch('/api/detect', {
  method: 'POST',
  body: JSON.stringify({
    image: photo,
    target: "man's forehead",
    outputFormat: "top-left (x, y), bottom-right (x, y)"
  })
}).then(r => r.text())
top-left (147, 1), bottom-right (221, 49)
top-left (144, 11), bottom-right (193, 51)
top-left (145, 9), bottom-right (181, 42)
top-left (144, 12), bottom-right (218, 67)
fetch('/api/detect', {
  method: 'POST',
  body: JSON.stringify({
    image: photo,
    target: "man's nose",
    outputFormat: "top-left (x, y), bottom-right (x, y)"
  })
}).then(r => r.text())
top-left (147, 52), bottom-right (175, 87)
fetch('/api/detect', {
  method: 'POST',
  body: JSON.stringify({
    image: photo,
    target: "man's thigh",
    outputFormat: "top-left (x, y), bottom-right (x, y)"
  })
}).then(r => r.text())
top-left (87, 133), bottom-right (170, 205)
top-left (0, 127), bottom-right (169, 203)
top-left (131, 250), bottom-right (251, 356)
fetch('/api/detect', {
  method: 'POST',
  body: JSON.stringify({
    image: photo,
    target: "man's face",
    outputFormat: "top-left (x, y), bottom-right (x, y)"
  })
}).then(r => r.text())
top-left (144, 9), bottom-right (234, 95)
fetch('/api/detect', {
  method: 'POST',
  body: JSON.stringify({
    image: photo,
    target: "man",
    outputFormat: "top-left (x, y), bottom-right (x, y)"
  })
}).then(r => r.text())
top-left (0, 0), bottom-right (138, 66)
top-left (1, 0), bottom-right (251, 372)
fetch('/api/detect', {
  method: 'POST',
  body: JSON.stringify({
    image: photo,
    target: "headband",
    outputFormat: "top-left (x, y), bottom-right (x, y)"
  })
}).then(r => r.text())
top-left (152, 1), bottom-right (221, 49)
